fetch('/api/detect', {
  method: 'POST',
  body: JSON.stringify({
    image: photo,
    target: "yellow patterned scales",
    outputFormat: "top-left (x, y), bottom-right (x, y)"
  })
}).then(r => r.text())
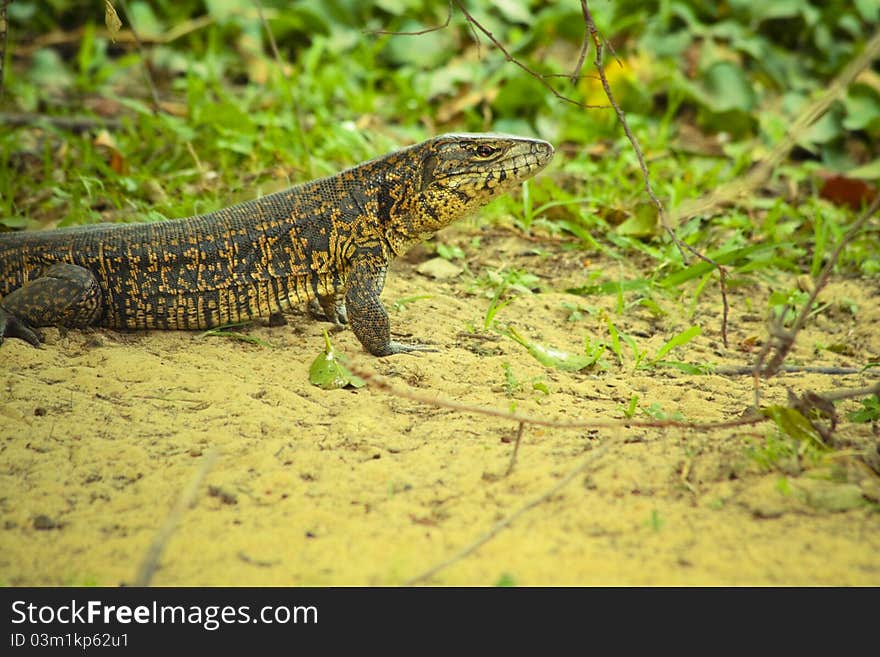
top-left (0, 133), bottom-right (553, 355)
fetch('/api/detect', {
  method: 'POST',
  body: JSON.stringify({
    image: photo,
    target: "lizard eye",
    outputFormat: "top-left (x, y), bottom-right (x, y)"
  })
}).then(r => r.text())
top-left (476, 144), bottom-right (497, 158)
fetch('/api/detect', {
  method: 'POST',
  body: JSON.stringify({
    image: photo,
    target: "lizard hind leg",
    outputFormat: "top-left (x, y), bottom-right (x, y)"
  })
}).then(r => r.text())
top-left (0, 263), bottom-right (104, 345)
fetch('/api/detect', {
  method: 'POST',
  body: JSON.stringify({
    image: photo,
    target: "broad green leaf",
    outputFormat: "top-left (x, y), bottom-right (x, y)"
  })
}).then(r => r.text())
top-left (507, 327), bottom-right (600, 372)
top-left (651, 360), bottom-right (713, 374)
top-left (855, 0), bottom-right (880, 21)
top-left (615, 203), bottom-right (659, 238)
top-left (761, 406), bottom-right (828, 449)
top-left (493, 0), bottom-right (533, 24)
top-left (702, 61), bottom-right (756, 113)
top-left (653, 325), bottom-right (701, 361)
top-left (843, 88), bottom-right (880, 131)
top-left (308, 331), bottom-right (365, 390)
top-left (847, 159), bottom-right (880, 180)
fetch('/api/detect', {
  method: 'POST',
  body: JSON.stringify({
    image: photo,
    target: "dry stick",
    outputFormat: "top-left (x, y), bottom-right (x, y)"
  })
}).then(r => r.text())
top-left (504, 421), bottom-right (525, 477)
top-left (450, 0), bottom-right (603, 110)
top-left (134, 449), bottom-right (219, 586)
top-left (814, 382), bottom-right (880, 403)
top-left (253, 0), bottom-right (313, 178)
top-left (117, 0), bottom-right (162, 114)
top-left (717, 364), bottom-right (876, 376)
top-left (581, 1), bottom-right (731, 347)
top-left (671, 27), bottom-right (880, 227)
top-left (371, 0), bottom-right (453, 35)
top-left (0, 0), bottom-right (9, 101)
top-left (373, 0), bottom-right (600, 108)
top-left (753, 194), bottom-right (880, 381)
top-left (17, 15), bottom-right (218, 55)
top-left (351, 365), bottom-right (767, 433)
top-left (0, 112), bottom-right (124, 130)
top-left (569, 0), bottom-right (592, 84)
top-left (406, 434), bottom-right (620, 585)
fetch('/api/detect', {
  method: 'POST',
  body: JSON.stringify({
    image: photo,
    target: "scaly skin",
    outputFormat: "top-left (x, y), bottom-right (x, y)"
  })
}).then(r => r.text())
top-left (0, 133), bottom-right (554, 355)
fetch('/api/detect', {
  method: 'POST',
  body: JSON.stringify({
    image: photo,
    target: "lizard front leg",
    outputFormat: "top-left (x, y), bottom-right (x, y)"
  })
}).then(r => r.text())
top-left (307, 293), bottom-right (348, 327)
top-left (0, 263), bottom-right (104, 346)
top-left (344, 257), bottom-right (435, 356)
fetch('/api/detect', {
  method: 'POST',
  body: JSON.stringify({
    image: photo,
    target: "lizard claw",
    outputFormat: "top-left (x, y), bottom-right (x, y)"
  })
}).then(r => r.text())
top-left (0, 307), bottom-right (43, 347)
top-left (308, 297), bottom-right (348, 327)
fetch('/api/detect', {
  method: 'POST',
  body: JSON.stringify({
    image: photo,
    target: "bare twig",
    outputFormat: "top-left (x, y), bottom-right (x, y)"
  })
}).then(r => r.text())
top-left (351, 365), bottom-right (767, 433)
top-left (371, 0), bottom-right (604, 109)
top-left (811, 382), bottom-right (880, 403)
top-left (504, 421), bottom-right (525, 477)
top-left (0, 112), bottom-right (124, 130)
top-left (716, 365), bottom-right (876, 376)
top-left (0, 0), bottom-right (9, 101)
top-left (671, 26), bottom-right (880, 226)
top-left (134, 449), bottom-right (218, 586)
top-left (406, 434), bottom-right (620, 584)
top-left (752, 195), bottom-right (880, 380)
top-left (253, 0), bottom-right (312, 177)
top-left (581, 1), bottom-right (732, 347)
top-left (570, 0), bottom-right (592, 84)
top-left (452, 0), bottom-right (603, 109)
top-left (370, 0), bottom-right (453, 35)
top-left (117, 0), bottom-right (162, 114)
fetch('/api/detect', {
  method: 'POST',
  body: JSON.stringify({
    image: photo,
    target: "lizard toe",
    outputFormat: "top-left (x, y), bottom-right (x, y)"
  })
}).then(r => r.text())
top-left (0, 308), bottom-right (43, 347)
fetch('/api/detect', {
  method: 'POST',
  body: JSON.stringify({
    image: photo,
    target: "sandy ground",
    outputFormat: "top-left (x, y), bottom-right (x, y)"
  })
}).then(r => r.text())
top-left (1, 226), bottom-right (879, 586)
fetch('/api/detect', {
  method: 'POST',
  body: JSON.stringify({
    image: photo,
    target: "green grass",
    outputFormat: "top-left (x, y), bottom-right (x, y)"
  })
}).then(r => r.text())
top-left (2, 2), bottom-right (878, 381)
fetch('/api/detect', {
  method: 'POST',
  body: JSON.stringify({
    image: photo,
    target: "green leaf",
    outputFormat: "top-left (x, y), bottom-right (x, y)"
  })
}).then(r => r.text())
top-left (615, 203), bottom-right (659, 238)
top-left (506, 327), bottom-right (601, 372)
top-left (702, 61), bottom-right (756, 113)
top-left (652, 360), bottom-right (712, 374)
top-left (847, 395), bottom-right (880, 423)
top-left (493, 0), bottom-right (533, 24)
top-left (653, 326), bottom-right (701, 361)
top-left (384, 20), bottom-right (453, 68)
top-left (847, 159), bottom-right (880, 180)
top-left (761, 406), bottom-right (827, 449)
top-left (843, 88), bottom-right (880, 131)
top-left (308, 331), bottom-right (365, 390)
top-left (855, 0), bottom-right (880, 21)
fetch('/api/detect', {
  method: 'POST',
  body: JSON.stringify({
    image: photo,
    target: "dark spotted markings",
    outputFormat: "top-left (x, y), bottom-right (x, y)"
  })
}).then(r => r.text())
top-left (0, 133), bottom-right (554, 355)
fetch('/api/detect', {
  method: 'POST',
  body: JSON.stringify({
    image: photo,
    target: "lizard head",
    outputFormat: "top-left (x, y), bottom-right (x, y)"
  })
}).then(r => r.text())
top-left (384, 133), bottom-right (554, 254)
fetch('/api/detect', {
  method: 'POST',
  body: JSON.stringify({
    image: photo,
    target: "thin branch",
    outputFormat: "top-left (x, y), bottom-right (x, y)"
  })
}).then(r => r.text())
top-left (0, 0), bottom-right (9, 101)
top-left (253, 0), bottom-right (313, 178)
top-left (134, 449), bottom-right (218, 586)
top-left (716, 365), bottom-right (876, 376)
top-left (0, 112), bottom-right (124, 130)
top-left (581, 1), bottom-right (731, 347)
top-left (570, 0), bottom-right (591, 84)
top-left (452, 0), bottom-right (603, 110)
top-left (370, 0), bottom-right (453, 35)
top-left (671, 26), bottom-right (880, 226)
top-left (406, 434), bottom-right (620, 584)
top-left (811, 382), bottom-right (880, 403)
top-left (372, 0), bottom-right (604, 109)
top-left (118, 0), bottom-right (162, 114)
top-left (504, 421), bottom-right (525, 477)
top-left (753, 194), bottom-right (880, 379)
top-left (351, 365), bottom-right (767, 433)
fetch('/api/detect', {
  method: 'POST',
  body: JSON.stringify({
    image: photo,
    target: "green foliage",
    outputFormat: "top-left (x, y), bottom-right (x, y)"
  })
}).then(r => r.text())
top-left (501, 362), bottom-right (549, 397)
top-left (847, 395), bottom-right (880, 423)
top-left (308, 330), bottom-right (365, 390)
top-left (494, 572), bottom-right (517, 587)
top-left (2, 1), bottom-right (878, 384)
